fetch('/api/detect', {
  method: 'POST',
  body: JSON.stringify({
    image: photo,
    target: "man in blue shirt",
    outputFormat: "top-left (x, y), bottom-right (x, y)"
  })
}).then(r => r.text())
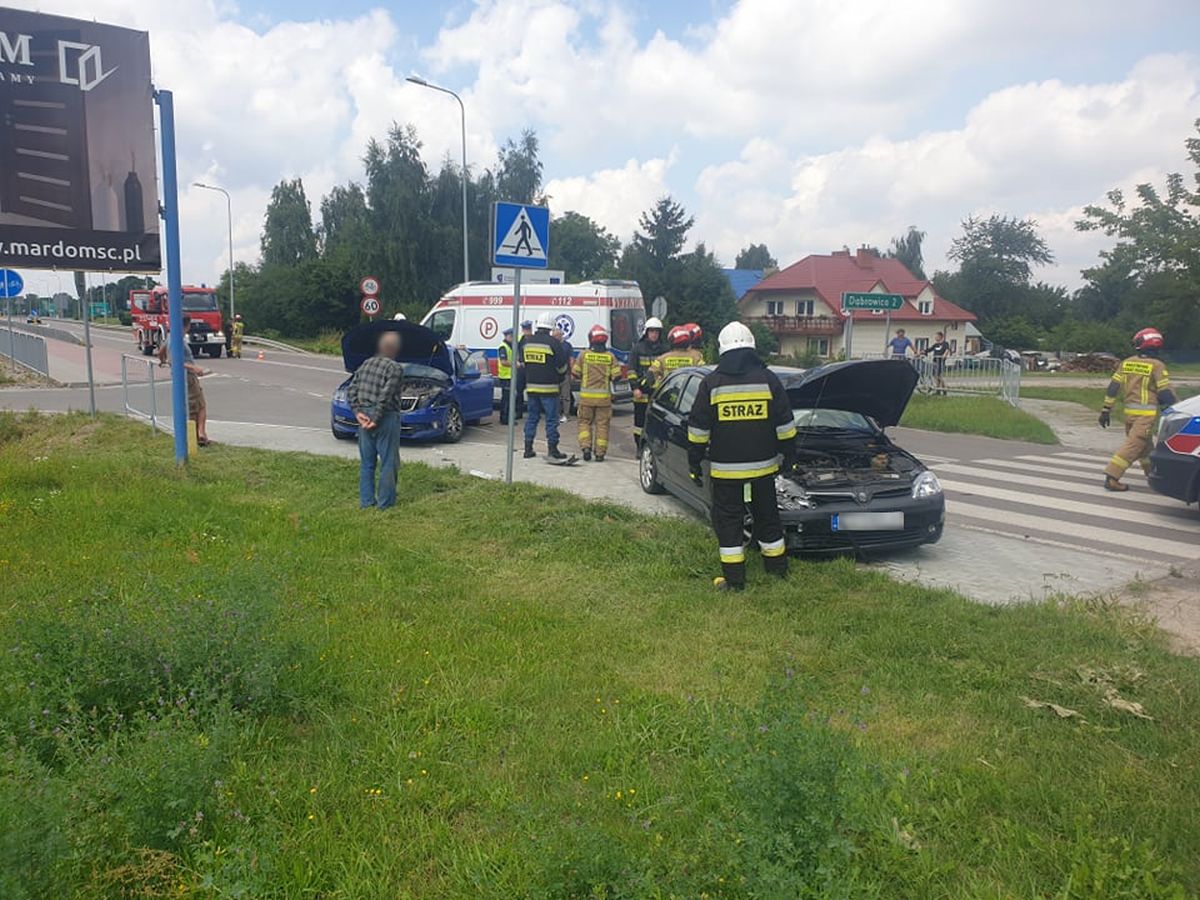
top-left (888, 329), bottom-right (914, 358)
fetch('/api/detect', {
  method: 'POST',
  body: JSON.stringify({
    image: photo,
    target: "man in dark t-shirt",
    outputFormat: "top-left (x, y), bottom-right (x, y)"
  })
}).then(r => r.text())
top-left (923, 331), bottom-right (952, 395)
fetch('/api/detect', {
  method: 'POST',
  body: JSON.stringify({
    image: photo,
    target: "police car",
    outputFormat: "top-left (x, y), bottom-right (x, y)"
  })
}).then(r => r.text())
top-left (1148, 394), bottom-right (1200, 508)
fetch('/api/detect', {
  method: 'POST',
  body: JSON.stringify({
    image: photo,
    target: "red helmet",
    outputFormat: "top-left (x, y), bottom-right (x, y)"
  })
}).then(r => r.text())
top-left (1132, 328), bottom-right (1164, 351)
top-left (588, 324), bottom-right (609, 344)
top-left (668, 325), bottom-right (690, 348)
top-left (685, 322), bottom-right (703, 344)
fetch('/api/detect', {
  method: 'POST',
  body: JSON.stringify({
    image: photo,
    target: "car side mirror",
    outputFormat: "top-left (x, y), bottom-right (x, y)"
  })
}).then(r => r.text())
top-left (462, 369), bottom-right (481, 380)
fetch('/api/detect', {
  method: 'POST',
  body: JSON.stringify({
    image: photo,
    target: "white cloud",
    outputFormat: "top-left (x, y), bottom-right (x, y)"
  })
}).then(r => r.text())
top-left (545, 154), bottom-right (676, 241)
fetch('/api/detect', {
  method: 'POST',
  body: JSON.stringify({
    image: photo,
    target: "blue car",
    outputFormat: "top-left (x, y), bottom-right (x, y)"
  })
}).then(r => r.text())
top-left (331, 319), bottom-right (494, 443)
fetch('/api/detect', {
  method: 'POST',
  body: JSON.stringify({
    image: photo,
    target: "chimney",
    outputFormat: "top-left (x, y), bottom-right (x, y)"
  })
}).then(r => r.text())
top-left (855, 246), bottom-right (875, 268)
top-left (831, 249), bottom-right (850, 257)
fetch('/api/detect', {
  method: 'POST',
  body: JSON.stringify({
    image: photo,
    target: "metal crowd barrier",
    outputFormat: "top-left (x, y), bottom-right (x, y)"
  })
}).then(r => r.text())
top-left (1, 327), bottom-right (50, 377)
top-left (121, 353), bottom-right (165, 432)
top-left (858, 353), bottom-right (1022, 407)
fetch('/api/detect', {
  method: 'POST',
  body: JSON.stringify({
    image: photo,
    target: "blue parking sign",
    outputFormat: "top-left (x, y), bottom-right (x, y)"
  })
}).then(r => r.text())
top-left (493, 203), bottom-right (550, 269)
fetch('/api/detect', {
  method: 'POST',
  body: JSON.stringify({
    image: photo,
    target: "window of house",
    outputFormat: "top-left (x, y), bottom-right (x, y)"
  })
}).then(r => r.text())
top-left (766, 300), bottom-right (784, 316)
top-left (871, 309), bottom-right (884, 316)
top-left (796, 299), bottom-right (815, 317)
top-left (915, 337), bottom-right (929, 352)
top-left (948, 321), bottom-right (958, 331)
top-left (950, 339), bottom-right (958, 353)
top-left (808, 337), bottom-right (829, 356)
top-left (918, 300), bottom-right (933, 315)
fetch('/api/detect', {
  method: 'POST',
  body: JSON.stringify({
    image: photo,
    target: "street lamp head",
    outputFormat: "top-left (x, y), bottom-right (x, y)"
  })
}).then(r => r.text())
top-left (405, 75), bottom-right (429, 86)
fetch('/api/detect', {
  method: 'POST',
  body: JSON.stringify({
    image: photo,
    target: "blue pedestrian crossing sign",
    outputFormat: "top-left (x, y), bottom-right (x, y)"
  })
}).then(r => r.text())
top-left (493, 202), bottom-right (550, 269)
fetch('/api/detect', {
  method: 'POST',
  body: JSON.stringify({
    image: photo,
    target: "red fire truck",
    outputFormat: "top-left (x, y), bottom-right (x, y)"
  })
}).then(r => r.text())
top-left (130, 285), bottom-right (226, 358)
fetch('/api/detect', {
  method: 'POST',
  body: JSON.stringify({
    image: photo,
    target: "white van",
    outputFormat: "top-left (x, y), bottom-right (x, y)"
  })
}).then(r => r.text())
top-left (421, 280), bottom-right (646, 402)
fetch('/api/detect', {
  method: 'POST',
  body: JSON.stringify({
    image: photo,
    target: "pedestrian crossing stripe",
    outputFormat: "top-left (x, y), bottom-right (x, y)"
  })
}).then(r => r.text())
top-left (1016, 454), bottom-right (1119, 473)
top-left (1050, 451), bottom-right (1115, 464)
top-left (934, 464), bottom-right (1176, 509)
top-left (967, 458), bottom-right (1144, 481)
top-left (947, 500), bottom-right (1199, 561)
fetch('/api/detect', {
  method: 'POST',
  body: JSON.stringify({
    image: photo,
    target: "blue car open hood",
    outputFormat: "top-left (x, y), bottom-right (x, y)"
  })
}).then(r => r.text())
top-left (341, 320), bottom-right (453, 376)
top-left (777, 358), bottom-right (918, 428)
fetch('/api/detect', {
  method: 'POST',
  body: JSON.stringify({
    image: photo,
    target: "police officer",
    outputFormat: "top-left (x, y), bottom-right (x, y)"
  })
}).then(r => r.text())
top-left (1100, 327), bottom-right (1177, 491)
top-left (628, 317), bottom-right (665, 450)
top-left (522, 313), bottom-right (569, 459)
top-left (687, 322), bottom-right (796, 591)
top-left (648, 325), bottom-right (704, 387)
top-left (573, 324), bottom-right (621, 461)
top-left (497, 327), bottom-right (517, 425)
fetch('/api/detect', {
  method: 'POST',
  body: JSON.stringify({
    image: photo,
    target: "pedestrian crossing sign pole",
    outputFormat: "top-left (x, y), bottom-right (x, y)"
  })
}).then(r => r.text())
top-left (494, 202), bottom-right (551, 484)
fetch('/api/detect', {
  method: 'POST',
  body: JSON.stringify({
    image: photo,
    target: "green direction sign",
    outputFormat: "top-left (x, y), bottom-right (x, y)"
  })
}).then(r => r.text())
top-left (842, 292), bottom-right (905, 311)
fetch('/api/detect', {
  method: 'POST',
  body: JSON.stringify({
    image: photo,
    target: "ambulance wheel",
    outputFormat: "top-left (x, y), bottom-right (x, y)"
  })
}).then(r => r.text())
top-left (442, 403), bottom-right (464, 443)
top-left (639, 443), bottom-right (665, 494)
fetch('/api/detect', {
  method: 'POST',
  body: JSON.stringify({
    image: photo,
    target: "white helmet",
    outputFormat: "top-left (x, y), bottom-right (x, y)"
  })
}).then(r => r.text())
top-left (535, 312), bottom-right (556, 331)
top-left (393, 312), bottom-right (407, 321)
top-left (718, 321), bottom-right (756, 355)
top-left (643, 317), bottom-right (663, 334)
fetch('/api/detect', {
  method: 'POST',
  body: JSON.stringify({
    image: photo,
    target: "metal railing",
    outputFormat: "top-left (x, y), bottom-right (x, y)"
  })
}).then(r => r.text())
top-left (121, 354), bottom-right (167, 432)
top-left (859, 353), bottom-right (1022, 407)
top-left (1, 327), bottom-right (50, 377)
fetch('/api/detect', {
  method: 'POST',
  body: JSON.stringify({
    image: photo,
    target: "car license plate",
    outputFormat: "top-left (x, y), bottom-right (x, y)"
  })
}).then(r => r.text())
top-left (831, 512), bottom-right (904, 532)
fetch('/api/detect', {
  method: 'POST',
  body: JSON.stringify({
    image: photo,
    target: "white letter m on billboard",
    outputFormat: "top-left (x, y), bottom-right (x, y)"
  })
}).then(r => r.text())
top-left (58, 40), bottom-right (117, 92)
top-left (0, 32), bottom-right (32, 66)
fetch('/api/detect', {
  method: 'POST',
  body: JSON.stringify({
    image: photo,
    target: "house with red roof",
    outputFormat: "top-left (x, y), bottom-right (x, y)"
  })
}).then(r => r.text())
top-left (738, 248), bottom-right (978, 359)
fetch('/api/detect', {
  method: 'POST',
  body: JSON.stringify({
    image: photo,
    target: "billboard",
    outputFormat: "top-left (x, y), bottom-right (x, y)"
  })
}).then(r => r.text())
top-left (0, 8), bottom-right (160, 272)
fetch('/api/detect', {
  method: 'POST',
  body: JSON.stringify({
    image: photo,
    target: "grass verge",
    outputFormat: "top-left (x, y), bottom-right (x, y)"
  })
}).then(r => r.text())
top-left (900, 394), bottom-right (1058, 444)
top-left (268, 329), bottom-right (343, 355)
top-left (1, 411), bottom-right (1197, 897)
top-left (1022, 385), bottom-right (1199, 423)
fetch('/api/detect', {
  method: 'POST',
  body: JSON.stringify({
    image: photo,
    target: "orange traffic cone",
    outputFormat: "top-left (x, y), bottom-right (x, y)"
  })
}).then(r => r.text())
top-left (257, 349), bottom-right (265, 360)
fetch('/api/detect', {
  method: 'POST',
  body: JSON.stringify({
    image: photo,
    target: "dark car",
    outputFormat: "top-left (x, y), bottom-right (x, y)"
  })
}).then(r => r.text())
top-left (638, 358), bottom-right (945, 554)
top-left (1147, 394), bottom-right (1200, 507)
top-left (331, 319), bottom-right (494, 443)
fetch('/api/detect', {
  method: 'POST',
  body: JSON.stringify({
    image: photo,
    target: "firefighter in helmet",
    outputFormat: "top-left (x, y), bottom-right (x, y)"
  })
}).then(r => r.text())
top-left (648, 324), bottom-right (704, 387)
top-left (687, 322), bottom-right (796, 591)
top-left (230, 314), bottom-right (244, 358)
top-left (628, 316), bottom-right (665, 449)
top-left (686, 321), bottom-right (704, 354)
top-left (1100, 327), bottom-right (1177, 491)
top-left (573, 324), bottom-right (621, 461)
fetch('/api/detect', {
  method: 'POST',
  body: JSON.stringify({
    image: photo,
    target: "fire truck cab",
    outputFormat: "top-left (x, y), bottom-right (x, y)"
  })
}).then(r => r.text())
top-left (130, 285), bottom-right (226, 358)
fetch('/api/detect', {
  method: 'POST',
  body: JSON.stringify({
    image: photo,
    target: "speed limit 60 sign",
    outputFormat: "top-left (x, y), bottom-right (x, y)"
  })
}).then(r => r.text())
top-left (361, 296), bottom-right (381, 317)
top-left (359, 276), bottom-right (381, 297)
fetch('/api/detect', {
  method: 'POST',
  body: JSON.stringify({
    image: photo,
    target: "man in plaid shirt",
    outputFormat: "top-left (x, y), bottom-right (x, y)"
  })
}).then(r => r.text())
top-left (348, 331), bottom-right (404, 509)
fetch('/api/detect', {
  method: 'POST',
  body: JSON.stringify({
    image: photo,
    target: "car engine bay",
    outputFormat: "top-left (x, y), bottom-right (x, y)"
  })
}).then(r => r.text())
top-left (399, 376), bottom-right (449, 411)
top-left (786, 444), bottom-right (920, 489)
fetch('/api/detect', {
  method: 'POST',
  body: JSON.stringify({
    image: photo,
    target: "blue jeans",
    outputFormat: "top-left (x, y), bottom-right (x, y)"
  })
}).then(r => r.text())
top-left (358, 412), bottom-right (401, 509)
top-left (524, 393), bottom-right (559, 446)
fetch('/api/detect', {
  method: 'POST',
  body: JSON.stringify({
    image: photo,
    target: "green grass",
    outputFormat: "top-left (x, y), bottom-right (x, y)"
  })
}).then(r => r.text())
top-left (1022, 385), bottom-right (1199, 423)
top-left (2, 412), bottom-right (1198, 897)
top-left (270, 329), bottom-right (343, 355)
top-left (900, 394), bottom-right (1058, 443)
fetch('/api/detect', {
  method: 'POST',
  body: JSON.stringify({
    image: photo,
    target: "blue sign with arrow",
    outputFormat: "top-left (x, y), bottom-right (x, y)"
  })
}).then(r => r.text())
top-left (493, 202), bottom-right (550, 269)
top-left (0, 269), bottom-right (24, 298)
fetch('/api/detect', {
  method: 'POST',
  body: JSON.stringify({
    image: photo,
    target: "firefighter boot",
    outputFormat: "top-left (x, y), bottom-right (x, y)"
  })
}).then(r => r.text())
top-left (582, 449), bottom-right (592, 462)
top-left (763, 553), bottom-right (789, 579)
top-left (547, 443), bottom-right (567, 461)
top-left (1104, 475), bottom-right (1129, 492)
top-left (523, 442), bottom-right (536, 459)
top-left (594, 453), bottom-right (605, 462)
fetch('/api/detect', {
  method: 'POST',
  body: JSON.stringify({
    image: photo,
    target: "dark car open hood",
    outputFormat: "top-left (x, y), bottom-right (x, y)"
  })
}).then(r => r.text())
top-left (341, 320), bottom-right (452, 376)
top-left (777, 359), bottom-right (918, 427)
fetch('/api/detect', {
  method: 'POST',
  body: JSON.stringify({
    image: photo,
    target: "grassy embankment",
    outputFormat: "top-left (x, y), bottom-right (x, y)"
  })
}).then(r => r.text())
top-left (900, 394), bottom-right (1058, 444)
top-left (1, 412), bottom-right (1197, 897)
top-left (1022, 385), bottom-right (1199, 423)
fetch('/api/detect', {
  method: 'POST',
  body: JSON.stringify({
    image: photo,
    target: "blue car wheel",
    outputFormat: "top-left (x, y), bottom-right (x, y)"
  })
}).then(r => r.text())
top-left (442, 402), bottom-right (464, 443)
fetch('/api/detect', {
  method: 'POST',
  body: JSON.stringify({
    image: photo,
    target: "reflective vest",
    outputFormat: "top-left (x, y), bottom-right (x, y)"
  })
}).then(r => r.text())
top-left (1108, 355), bottom-right (1171, 416)
top-left (574, 348), bottom-right (620, 402)
top-left (232, 321), bottom-right (244, 339)
top-left (649, 348), bottom-right (703, 387)
top-left (497, 341), bottom-right (515, 380)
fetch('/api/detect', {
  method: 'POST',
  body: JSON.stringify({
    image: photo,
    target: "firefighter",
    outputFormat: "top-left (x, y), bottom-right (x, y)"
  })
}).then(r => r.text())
top-left (497, 327), bottom-right (517, 425)
top-left (230, 314), bottom-right (244, 358)
top-left (687, 321), bottom-right (796, 591)
top-left (628, 316), bottom-right (665, 450)
top-left (1099, 327), bottom-right (1177, 491)
top-left (686, 321), bottom-right (704, 354)
top-left (648, 324), bottom-right (705, 387)
top-left (522, 313), bottom-right (569, 459)
top-left (573, 324), bottom-right (621, 461)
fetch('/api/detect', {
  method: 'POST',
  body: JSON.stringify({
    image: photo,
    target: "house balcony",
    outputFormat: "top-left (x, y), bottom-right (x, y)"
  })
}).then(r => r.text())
top-left (748, 315), bottom-right (844, 337)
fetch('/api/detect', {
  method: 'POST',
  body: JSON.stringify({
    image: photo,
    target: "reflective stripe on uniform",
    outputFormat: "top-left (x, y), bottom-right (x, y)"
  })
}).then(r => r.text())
top-left (709, 383), bottom-right (772, 403)
top-left (1125, 408), bottom-right (1157, 416)
top-left (526, 385), bottom-right (559, 394)
top-left (1111, 453), bottom-right (1129, 467)
top-left (687, 426), bottom-right (710, 443)
top-left (710, 457), bottom-right (780, 480)
top-left (759, 537), bottom-right (786, 558)
top-left (579, 390), bottom-right (610, 400)
top-left (719, 545), bottom-right (746, 564)
top-left (776, 423), bottom-right (797, 440)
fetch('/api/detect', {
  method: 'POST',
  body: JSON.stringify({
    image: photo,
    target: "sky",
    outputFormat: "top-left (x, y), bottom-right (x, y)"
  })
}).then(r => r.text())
top-left (7, 0), bottom-right (1200, 300)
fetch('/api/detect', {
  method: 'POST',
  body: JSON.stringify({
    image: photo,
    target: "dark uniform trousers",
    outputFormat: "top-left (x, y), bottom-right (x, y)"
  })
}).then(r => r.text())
top-left (710, 476), bottom-right (787, 587)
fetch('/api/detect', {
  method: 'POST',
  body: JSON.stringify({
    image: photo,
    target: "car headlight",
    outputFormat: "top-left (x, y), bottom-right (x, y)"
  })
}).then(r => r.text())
top-left (1156, 410), bottom-right (1190, 443)
top-left (333, 387), bottom-right (348, 404)
top-left (775, 475), bottom-right (815, 510)
top-left (911, 470), bottom-right (942, 499)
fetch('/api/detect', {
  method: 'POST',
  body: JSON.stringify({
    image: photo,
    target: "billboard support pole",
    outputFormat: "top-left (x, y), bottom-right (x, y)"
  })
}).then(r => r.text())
top-left (155, 88), bottom-right (188, 464)
top-left (81, 272), bottom-right (96, 416)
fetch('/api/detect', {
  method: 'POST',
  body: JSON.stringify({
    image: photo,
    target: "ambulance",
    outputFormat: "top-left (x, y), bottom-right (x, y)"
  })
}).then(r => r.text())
top-left (420, 280), bottom-right (646, 403)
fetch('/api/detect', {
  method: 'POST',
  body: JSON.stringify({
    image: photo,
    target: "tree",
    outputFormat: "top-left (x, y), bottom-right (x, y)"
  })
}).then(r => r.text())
top-left (495, 129), bottom-right (543, 205)
top-left (941, 215), bottom-right (1054, 323)
top-left (735, 243), bottom-right (777, 270)
top-left (549, 211), bottom-right (620, 281)
top-left (628, 196), bottom-right (693, 271)
top-left (886, 226), bottom-right (926, 279)
top-left (261, 178), bottom-right (317, 267)
top-left (319, 183), bottom-right (370, 258)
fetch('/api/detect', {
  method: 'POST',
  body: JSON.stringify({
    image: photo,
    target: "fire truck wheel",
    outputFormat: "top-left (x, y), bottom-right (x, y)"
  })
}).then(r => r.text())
top-left (205, 346), bottom-right (223, 359)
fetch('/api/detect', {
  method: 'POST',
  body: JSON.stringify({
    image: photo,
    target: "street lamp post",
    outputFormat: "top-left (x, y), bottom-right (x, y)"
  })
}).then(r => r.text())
top-left (193, 182), bottom-right (235, 323)
top-left (406, 75), bottom-right (470, 284)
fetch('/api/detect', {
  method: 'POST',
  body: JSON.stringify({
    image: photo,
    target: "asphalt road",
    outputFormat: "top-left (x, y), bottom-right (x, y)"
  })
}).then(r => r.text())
top-left (4, 320), bottom-right (1197, 605)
